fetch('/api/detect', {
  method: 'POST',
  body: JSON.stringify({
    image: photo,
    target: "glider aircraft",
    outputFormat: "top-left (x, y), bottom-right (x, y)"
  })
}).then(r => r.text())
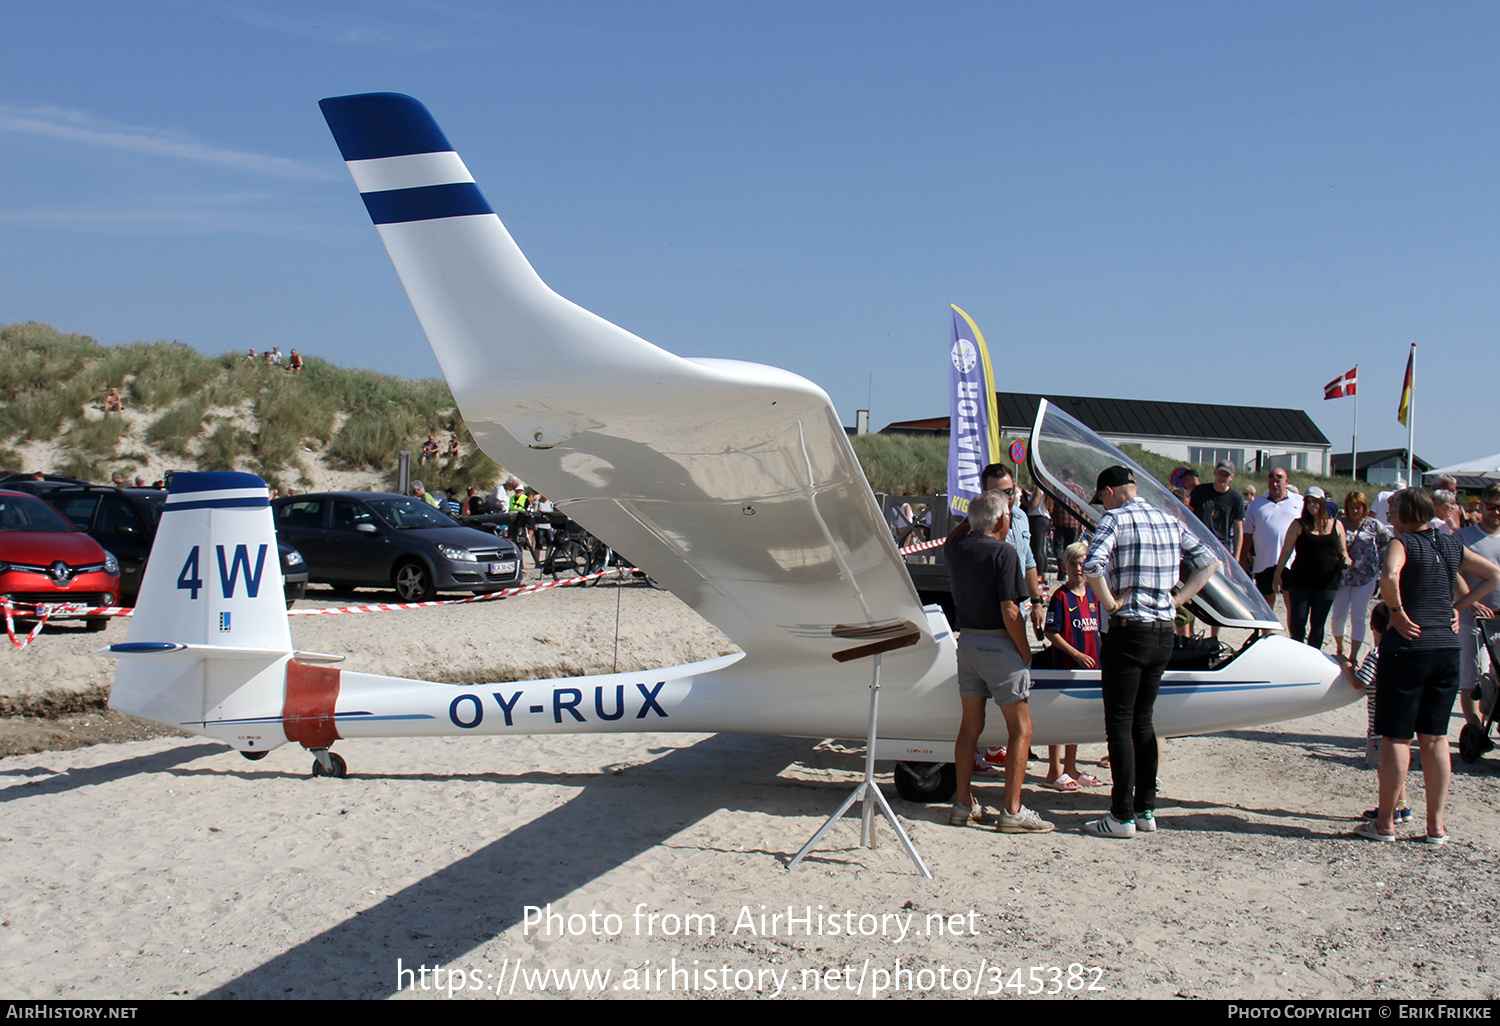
top-left (105, 94), bottom-right (1353, 800)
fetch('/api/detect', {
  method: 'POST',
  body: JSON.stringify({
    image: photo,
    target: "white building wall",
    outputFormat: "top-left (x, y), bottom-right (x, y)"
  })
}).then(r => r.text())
top-left (1096, 434), bottom-right (1330, 475)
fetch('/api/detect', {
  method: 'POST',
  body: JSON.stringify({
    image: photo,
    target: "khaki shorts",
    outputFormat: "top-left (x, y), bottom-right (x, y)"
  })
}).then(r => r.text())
top-left (957, 631), bottom-right (1031, 706)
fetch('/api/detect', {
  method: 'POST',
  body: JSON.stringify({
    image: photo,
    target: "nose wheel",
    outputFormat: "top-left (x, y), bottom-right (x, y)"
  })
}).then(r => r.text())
top-left (310, 749), bottom-right (348, 778)
top-left (893, 760), bottom-right (956, 803)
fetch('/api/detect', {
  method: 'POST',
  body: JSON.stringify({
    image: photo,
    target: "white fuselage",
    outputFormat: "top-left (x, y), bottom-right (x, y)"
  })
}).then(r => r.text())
top-left (184, 606), bottom-right (1354, 756)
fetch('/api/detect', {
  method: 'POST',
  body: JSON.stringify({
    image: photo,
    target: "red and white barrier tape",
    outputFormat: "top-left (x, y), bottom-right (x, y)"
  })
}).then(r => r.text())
top-left (2, 599), bottom-right (55, 650)
top-left (0, 568), bottom-right (626, 647)
top-left (285, 567), bottom-right (624, 615)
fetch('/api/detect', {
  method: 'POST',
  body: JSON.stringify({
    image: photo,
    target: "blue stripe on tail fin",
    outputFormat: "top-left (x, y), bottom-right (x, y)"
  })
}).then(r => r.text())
top-left (320, 93), bottom-right (455, 161)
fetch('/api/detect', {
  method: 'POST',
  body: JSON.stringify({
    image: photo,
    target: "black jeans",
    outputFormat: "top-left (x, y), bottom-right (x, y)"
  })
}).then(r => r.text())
top-left (1027, 515), bottom-right (1050, 572)
top-left (1286, 587), bottom-right (1337, 650)
top-left (1101, 619), bottom-right (1175, 821)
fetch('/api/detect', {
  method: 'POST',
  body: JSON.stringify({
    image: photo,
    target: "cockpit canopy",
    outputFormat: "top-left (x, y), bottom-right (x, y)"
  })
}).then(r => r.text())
top-left (1027, 399), bottom-right (1281, 631)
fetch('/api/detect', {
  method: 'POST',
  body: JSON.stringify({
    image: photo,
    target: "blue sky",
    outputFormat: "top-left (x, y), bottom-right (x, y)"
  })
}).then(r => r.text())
top-left (2, 1), bottom-right (1495, 469)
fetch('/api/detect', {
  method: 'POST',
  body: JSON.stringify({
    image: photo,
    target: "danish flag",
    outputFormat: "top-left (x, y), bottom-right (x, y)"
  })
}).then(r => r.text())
top-left (1324, 367), bottom-right (1357, 400)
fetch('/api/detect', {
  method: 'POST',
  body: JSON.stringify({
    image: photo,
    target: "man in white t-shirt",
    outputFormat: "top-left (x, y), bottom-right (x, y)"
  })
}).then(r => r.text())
top-left (1242, 467), bottom-right (1304, 603)
top-left (1372, 477), bottom-right (1406, 525)
top-left (1456, 484), bottom-right (1500, 730)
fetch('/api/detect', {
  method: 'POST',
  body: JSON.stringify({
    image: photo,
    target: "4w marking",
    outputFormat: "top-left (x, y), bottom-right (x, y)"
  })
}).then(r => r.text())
top-left (177, 545), bottom-right (269, 600)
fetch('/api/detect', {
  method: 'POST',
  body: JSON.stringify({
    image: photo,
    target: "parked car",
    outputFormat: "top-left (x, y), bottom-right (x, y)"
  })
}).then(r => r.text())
top-left (0, 490), bottom-right (121, 630)
top-left (33, 484), bottom-right (308, 607)
top-left (0, 473), bottom-right (91, 495)
top-left (270, 492), bottom-right (523, 602)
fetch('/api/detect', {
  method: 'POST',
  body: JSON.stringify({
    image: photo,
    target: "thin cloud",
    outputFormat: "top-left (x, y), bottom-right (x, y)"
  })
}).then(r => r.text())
top-left (0, 103), bottom-right (334, 181)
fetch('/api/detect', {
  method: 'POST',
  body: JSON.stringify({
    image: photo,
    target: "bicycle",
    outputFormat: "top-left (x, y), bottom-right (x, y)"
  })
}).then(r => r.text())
top-left (547, 522), bottom-right (601, 581)
top-left (547, 522), bottom-right (660, 588)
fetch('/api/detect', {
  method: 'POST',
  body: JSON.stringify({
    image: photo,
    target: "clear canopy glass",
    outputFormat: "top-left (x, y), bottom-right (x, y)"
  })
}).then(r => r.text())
top-left (1027, 399), bottom-right (1280, 631)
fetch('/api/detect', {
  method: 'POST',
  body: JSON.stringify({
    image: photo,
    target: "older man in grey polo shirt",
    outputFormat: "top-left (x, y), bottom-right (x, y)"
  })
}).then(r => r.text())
top-left (945, 489), bottom-right (1054, 835)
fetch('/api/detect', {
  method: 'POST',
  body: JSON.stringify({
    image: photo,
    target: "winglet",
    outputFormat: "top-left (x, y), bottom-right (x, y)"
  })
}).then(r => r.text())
top-left (320, 93), bottom-right (493, 225)
top-left (319, 93), bottom-right (455, 162)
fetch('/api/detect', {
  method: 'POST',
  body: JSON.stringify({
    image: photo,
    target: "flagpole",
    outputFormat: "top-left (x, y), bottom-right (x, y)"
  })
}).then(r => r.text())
top-left (1351, 364), bottom-right (1359, 484)
top-left (1406, 344), bottom-right (1416, 485)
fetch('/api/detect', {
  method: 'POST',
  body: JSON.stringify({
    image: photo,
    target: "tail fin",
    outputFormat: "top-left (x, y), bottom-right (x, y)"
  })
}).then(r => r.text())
top-left (107, 472), bottom-right (292, 751)
top-left (318, 92), bottom-right (686, 450)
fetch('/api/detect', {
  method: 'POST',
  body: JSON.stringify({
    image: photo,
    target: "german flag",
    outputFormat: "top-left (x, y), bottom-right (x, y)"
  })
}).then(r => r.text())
top-left (1397, 346), bottom-right (1414, 426)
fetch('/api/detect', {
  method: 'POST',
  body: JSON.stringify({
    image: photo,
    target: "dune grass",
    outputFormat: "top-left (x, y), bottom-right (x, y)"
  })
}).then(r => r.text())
top-left (0, 322), bottom-right (492, 489)
top-left (850, 433), bottom-right (947, 495)
top-left (56, 451), bottom-right (107, 482)
top-left (198, 423), bottom-right (253, 473)
top-left (66, 415), bottom-right (128, 456)
top-left (121, 342), bottom-right (220, 410)
top-left (0, 322), bottom-right (98, 396)
top-left (145, 397), bottom-right (210, 456)
top-left (0, 388), bottom-right (92, 444)
top-left (251, 374), bottom-right (338, 478)
top-left (328, 410), bottom-right (424, 471)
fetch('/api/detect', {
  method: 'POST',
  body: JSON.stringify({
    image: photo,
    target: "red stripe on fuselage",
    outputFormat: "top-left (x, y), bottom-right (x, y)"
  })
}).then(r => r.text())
top-left (284, 659), bottom-right (342, 748)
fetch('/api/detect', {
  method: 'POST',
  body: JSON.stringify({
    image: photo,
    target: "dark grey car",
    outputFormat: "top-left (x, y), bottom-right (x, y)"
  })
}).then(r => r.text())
top-left (270, 492), bottom-right (523, 602)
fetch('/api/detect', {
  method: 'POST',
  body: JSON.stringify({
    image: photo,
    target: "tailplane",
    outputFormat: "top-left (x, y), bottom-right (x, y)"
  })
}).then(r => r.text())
top-left (106, 472), bottom-right (294, 753)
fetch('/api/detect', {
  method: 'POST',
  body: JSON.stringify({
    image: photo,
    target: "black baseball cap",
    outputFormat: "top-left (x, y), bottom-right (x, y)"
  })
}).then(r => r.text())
top-left (1091, 466), bottom-right (1135, 504)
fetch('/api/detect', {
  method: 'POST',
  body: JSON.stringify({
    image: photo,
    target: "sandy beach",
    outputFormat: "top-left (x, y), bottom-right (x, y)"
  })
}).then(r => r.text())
top-left (2, 579), bottom-right (1497, 1001)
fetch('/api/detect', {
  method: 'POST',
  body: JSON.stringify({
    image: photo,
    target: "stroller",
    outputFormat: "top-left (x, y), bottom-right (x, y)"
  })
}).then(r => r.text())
top-left (1458, 617), bottom-right (1500, 764)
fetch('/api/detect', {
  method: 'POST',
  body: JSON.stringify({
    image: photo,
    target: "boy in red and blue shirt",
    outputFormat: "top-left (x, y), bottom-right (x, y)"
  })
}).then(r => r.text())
top-left (1043, 542), bottom-right (1103, 789)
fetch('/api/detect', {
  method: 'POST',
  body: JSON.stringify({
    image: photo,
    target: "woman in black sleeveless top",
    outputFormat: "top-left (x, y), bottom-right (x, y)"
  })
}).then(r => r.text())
top-left (1359, 488), bottom-right (1500, 844)
top-left (1273, 494), bottom-right (1349, 650)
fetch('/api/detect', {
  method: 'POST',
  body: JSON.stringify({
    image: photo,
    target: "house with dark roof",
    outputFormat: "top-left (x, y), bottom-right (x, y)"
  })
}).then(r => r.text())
top-left (1330, 448), bottom-right (1432, 488)
top-left (884, 392), bottom-right (1332, 475)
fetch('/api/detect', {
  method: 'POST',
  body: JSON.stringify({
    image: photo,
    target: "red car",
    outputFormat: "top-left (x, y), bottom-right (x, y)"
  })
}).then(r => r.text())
top-left (0, 490), bottom-right (120, 630)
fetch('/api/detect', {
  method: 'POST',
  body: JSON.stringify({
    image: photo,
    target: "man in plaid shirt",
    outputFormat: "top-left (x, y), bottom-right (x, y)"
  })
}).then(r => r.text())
top-left (1081, 466), bottom-right (1219, 838)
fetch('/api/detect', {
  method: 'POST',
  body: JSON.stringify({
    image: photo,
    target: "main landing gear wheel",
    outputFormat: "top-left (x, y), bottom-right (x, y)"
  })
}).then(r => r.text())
top-left (1458, 722), bottom-right (1493, 764)
top-left (311, 752), bottom-right (348, 778)
top-left (240, 750), bottom-right (269, 761)
top-left (894, 761), bottom-right (956, 803)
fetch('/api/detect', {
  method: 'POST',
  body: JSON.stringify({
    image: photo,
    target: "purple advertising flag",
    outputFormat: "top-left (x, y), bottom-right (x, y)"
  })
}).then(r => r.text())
top-left (947, 305), bottom-right (1001, 517)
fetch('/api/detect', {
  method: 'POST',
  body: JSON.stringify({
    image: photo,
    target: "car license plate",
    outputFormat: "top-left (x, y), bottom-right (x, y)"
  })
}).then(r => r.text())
top-left (490, 561), bottom-right (517, 574)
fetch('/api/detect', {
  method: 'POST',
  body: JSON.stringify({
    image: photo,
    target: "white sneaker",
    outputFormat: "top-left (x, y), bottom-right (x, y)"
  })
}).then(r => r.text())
top-left (997, 806), bottom-right (1054, 834)
top-left (1135, 810), bottom-right (1157, 833)
top-left (1083, 813), bottom-right (1136, 838)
